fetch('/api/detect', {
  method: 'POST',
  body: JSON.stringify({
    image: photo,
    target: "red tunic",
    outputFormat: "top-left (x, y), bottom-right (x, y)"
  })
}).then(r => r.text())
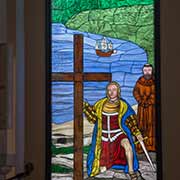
top-left (100, 113), bottom-right (127, 169)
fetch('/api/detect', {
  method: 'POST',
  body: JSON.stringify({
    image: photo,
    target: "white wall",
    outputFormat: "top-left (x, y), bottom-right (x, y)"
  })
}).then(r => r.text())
top-left (0, 0), bottom-right (25, 178)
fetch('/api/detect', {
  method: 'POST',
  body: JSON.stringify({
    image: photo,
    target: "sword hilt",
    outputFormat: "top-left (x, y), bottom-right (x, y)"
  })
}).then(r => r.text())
top-left (134, 136), bottom-right (148, 145)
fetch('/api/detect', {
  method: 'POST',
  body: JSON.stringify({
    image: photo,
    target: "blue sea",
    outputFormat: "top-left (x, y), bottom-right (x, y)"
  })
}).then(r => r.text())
top-left (51, 23), bottom-right (147, 124)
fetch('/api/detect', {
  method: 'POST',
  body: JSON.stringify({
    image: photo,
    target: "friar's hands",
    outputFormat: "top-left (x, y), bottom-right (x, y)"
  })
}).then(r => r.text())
top-left (136, 133), bottom-right (144, 142)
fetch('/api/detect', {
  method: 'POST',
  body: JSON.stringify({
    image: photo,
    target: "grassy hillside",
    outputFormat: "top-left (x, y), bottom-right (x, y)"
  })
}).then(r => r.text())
top-left (52, 0), bottom-right (154, 24)
top-left (66, 5), bottom-right (154, 64)
top-left (51, 144), bottom-right (90, 173)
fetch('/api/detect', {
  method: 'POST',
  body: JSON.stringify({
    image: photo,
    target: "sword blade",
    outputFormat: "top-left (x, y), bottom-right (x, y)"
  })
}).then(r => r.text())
top-left (139, 140), bottom-right (156, 172)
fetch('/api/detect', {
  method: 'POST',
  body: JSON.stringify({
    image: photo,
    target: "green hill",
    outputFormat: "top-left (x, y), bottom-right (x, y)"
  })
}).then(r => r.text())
top-left (66, 5), bottom-right (154, 64)
top-left (52, 0), bottom-right (154, 24)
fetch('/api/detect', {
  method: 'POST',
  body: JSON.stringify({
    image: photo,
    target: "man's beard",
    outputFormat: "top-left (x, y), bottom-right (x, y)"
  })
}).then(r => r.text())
top-left (144, 74), bottom-right (152, 80)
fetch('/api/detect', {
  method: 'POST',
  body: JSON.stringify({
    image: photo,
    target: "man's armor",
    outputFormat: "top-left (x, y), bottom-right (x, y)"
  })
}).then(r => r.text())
top-left (83, 101), bottom-right (141, 137)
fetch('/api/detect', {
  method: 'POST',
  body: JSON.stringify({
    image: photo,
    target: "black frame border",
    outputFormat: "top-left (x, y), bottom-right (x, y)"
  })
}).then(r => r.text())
top-left (154, 0), bottom-right (162, 179)
top-left (46, 0), bottom-right (52, 179)
top-left (45, 0), bottom-right (162, 179)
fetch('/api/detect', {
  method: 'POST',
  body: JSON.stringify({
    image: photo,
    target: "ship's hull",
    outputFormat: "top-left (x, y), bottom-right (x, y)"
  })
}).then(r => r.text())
top-left (96, 49), bottom-right (114, 57)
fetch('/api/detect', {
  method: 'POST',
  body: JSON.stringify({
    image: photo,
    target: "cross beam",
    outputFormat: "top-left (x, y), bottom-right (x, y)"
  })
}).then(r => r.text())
top-left (52, 34), bottom-right (112, 180)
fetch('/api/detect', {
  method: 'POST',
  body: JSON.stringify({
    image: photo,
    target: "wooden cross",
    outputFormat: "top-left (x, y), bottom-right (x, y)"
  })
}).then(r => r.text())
top-left (52, 34), bottom-right (112, 180)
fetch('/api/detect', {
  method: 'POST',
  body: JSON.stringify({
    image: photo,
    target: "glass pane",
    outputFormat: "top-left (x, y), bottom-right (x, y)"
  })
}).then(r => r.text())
top-left (51, 82), bottom-right (74, 179)
top-left (52, 24), bottom-right (74, 73)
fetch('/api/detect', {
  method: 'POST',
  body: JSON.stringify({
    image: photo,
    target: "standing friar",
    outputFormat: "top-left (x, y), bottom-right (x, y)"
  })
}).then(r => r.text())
top-left (133, 64), bottom-right (156, 153)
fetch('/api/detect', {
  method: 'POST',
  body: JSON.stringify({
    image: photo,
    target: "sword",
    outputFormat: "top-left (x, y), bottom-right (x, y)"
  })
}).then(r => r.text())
top-left (139, 140), bottom-right (156, 172)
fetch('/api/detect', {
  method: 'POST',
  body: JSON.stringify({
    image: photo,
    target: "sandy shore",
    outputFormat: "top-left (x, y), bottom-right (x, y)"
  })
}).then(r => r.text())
top-left (52, 117), bottom-right (94, 136)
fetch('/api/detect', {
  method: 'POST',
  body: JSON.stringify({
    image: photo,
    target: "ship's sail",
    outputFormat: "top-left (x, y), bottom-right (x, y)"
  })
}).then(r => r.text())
top-left (95, 37), bottom-right (113, 52)
top-left (95, 37), bottom-right (117, 57)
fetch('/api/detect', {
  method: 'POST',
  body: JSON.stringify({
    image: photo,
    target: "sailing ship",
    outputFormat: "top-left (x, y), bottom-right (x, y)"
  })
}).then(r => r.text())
top-left (95, 37), bottom-right (117, 57)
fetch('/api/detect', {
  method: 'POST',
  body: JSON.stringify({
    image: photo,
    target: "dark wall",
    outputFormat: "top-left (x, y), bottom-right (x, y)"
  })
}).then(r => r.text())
top-left (161, 0), bottom-right (180, 179)
top-left (24, 0), bottom-right (46, 179)
top-left (24, 0), bottom-right (180, 180)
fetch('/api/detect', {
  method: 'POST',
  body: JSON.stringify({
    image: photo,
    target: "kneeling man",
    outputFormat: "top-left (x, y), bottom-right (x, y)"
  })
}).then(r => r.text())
top-left (83, 81), bottom-right (144, 180)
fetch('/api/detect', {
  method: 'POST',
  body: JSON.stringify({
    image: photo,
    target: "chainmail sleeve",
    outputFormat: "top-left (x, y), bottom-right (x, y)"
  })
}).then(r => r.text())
top-left (83, 102), bottom-right (97, 124)
top-left (125, 114), bottom-right (141, 136)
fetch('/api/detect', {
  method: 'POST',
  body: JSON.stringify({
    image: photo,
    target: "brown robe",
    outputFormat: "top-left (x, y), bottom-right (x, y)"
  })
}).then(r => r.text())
top-left (133, 76), bottom-right (156, 153)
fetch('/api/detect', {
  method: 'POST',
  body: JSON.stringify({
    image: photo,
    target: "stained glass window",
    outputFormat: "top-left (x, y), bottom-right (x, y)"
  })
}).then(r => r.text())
top-left (49, 1), bottom-right (161, 179)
